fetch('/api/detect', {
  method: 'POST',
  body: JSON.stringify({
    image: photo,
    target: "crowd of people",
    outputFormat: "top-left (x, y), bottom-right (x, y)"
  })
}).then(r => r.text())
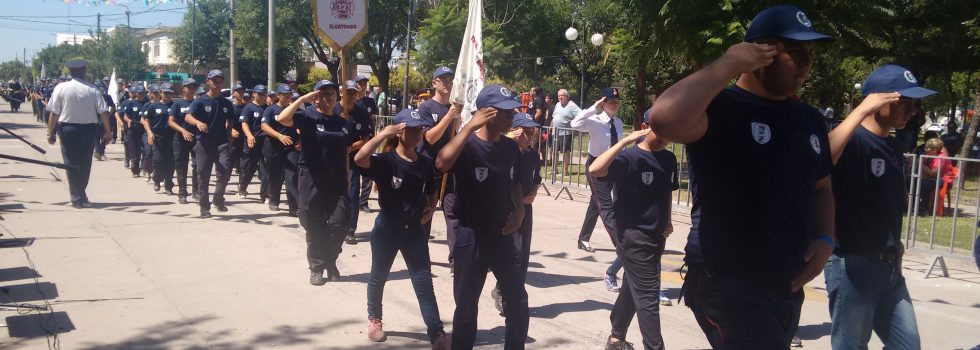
top-left (19, 4), bottom-right (956, 350)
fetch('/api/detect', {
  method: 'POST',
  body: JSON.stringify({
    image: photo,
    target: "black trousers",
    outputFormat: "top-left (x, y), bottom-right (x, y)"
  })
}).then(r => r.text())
top-left (57, 123), bottom-right (97, 205)
top-left (684, 268), bottom-right (803, 350)
top-left (451, 225), bottom-right (529, 350)
top-left (284, 150), bottom-right (299, 213)
top-left (239, 137), bottom-right (267, 197)
top-left (173, 136), bottom-right (198, 197)
top-left (579, 156), bottom-right (617, 242)
top-left (359, 177), bottom-right (373, 207)
top-left (610, 228), bottom-right (667, 350)
top-left (194, 141), bottom-right (233, 212)
top-left (151, 133), bottom-right (175, 190)
top-left (95, 120), bottom-right (107, 156)
top-left (263, 139), bottom-right (290, 207)
top-left (297, 168), bottom-right (350, 272)
top-left (347, 161), bottom-right (363, 233)
top-left (126, 127), bottom-right (144, 175)
top-left (140, 133), bottom-right (154, 175)
top-left (442, 192), bottom-right (460, 266)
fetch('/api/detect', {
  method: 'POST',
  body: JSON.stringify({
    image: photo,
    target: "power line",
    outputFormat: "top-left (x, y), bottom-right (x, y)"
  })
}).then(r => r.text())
top-left (0, 6), bottom-right (185, 19)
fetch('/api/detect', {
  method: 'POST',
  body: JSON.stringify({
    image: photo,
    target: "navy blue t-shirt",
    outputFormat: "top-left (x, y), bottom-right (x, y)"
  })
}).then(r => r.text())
top-left (261, 104), bottom-right (299, 149)
top-left (102, 94), bottom-right (116, 115)
top-left (360, 96), bottom-right (378, 116)
top-left (120, 99), bottom-right (144, 130)
top-left (832, 125), bottom-right (906, 255)
top-left (169, 98), bottom-right (195, 130)
top-left (335, 102), bottom-right (373, 140)
top-left (240, 103), bottom-right (267, 137)
top-left (686, 85), bottom-right (832, 289)
top-left (518, 148), bottom-right (542, 197)
top-left (146, 101), bottom-right (175, 137)
top-left (452, 135), bottom-right (522, 233)
top-left (362, 151), bottom-right (436, 226)
top-left (293, 106), bottom-right (352, 183)
top-left (417, 99), bottom-right (452, 160)
top-left (606, 147), bottom-right (679, 234)
top-left (187, 95), bottom-right (236, 145)
top-left (232, 103), bottom-right (246, 133)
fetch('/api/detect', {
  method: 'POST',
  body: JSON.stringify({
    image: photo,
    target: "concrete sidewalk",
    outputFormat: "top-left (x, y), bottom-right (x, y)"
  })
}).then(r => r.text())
top-left (0, 107), bottom-right (978, 349)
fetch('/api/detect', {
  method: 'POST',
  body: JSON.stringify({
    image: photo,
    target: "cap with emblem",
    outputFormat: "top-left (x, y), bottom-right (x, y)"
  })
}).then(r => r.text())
top-left (160, 83), bottom-right (174, 93)
top-left (599, 87), bottom-right (621, 101)
top-left (243, 89), bottom-right (253, 98)
top-left (394, 108), bottom-right (434, 128)
top-left (432, 66), bottom-right (454, 80)
top-left (116, 78), bottom-right (125, 84)
top-left (253, 84), bottom-right (268, 94)
top-left (276, 84), bottom-right (293, 94)
top-left (207, 69), bottom-right (224, 79)
top-left (148, 84), bottom-right (161, 93)
top-left (476, 84), bottom-right (522, 110)
top-left (133, 84), bottom-right (146, 93)
top-left (314, 80), bottom-right (338, 91)
top-left (512, 112), bottom-right (540, 128)
top-left (345, 80), bottom-right (360, 91)
top-left (744, 5), bottom-right (833, 42)
top-left (233, 84), bottom-right (245, 91)
top-left (183, 78), bottom-right (199, 87)
top-left (861, 65), bottom-right (936, 99)
top-left (354, 75), bottom-right (369, 82)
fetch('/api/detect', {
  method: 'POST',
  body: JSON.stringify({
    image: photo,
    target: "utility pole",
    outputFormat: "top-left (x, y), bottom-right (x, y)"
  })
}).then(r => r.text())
top-left (401, 0), bottom-right (415, 110)
top-left (96, 13), bottom-right (101, 41)
top-left (267, 0), bottom-right (275, 88)
top-left (191, 0), bottom-right (196, 73)
top-left (229, 0), bottom-right (237, 89)
top-left (126, 10), bottom-right (132, 81)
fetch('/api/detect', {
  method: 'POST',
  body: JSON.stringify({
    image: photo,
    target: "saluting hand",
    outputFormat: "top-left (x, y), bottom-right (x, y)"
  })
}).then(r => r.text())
top-left (722, 42), bottom-right (778, 74)
top-left (854, 92), bottom-right (902, 118)
top-left (380, 123), bottom-right (406, 138)
top-left (621, 129), bottom-right (652, 144)
top-left (298, 91), bottom-right (318, 104)
top-left (593, 96), bottom-right (607, 111)
top-left (790, 237), bottom-right (834, 293)
top-left (467, 107), bottom-right (497, 131)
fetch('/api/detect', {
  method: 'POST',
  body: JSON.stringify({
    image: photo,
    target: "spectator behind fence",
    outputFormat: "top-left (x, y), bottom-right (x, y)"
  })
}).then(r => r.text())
top-left (919, 138), bottom-right (953, 215)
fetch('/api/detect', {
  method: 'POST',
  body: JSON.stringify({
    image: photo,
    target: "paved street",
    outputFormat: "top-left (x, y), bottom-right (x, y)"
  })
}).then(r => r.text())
top-left (1, 106), bottom-right (978, 349)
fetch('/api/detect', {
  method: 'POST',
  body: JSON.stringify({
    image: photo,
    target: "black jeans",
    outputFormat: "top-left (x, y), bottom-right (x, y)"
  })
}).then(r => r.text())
top-left (284, 150), bottom-right (299, 213)
top-left (360, 177), bottom-right (373, 207)
top-left (263, 139), bottom-right (290, 207)
top-left (58, 123), bottom-right (97, 205)
top-left (296, 168), bottom-right (350, 272)
top-left (579, 156), bottom-right (616, 243)
top-left (194, 141), bottom-right (233, 212)
top-left (610, 228), bottom-right (666, 350)
top-left (686, 268), bottom-right (803, 350)
top-left (140, 132), bottom-right (154, 175)
top-left (126, 126), bottom-right (144, 175)
top-left (366, 215), bottom-right (445, 342)
top-left (348, 161), bottom-right (363, 233)
top-left (442, 191), bottom-right (460, 266)
top-left (151, 133), bottom-right (175, 190)
top-left (451, 225), bottom-right (529, 350)
top-left (173, 136), bottom-right (198, 197)
top-left (239, 137), bottom-right (267, 197)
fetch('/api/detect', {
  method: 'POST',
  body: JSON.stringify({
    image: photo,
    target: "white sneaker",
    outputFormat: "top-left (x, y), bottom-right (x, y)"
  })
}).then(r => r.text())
top-left (659, 291), bottom-right (672, 306)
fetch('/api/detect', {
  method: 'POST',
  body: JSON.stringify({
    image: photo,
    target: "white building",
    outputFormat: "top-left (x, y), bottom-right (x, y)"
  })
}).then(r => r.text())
top-left (141, 27), bottom-right (177, 67)
top-left (55, 33), bottom-right (94, 46)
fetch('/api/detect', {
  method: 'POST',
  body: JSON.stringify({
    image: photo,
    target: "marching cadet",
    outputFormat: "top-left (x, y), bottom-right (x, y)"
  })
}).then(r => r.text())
top-left (435, 85), bottom-right (528, 349)
top-left (343, 80), bottom-right (375, 245)
top-left (239, 84), bottom-right (270, 201)
top-left (143, 84), bottom-right (177, 194)
top-left (121, 84), bottom-right (148, 178)
top-left (94, 82), bottom-right (116, 161)
top-left (589, 125), bottom-right (676, 350)
top-left (169, 78), bottom-right (201, 204)
top-left (184, 70), bottom-right (238, 218)
top-left (354, 75), bottom-right (378, 211)
top-left (139, 84), bottom-right (162, 181)
top-left (260, 84), bottom-right (299, 214)
top-left (353, 109), bottom-right (451, 349)
top-left (418, 67), bottom-right (462, 259)
top-left (276, 80), bottom-right (352, 285)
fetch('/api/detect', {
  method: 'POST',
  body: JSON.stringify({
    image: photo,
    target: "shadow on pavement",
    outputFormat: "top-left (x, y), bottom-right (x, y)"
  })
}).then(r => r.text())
top-left (796, 321), bottom-right (831, 341)
top-left (530, 299), bottom-right (611, 319)
top-left (525, 270), bottom-right (602, 289)
top-left (5, 311), bottom-right (75, 338)
top-left (0, 266), bottom-right (41, 282)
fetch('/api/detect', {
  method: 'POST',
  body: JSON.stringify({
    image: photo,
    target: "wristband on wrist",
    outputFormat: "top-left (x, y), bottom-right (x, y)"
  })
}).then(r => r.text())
top-left (816, 234), bottom-right (835, 247)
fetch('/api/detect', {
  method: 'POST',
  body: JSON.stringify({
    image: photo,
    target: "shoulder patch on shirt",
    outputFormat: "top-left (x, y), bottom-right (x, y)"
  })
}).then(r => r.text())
top-left (475, 167), bottom-right (489, 182)
top-left (223, 107), bottom-right (228, 113)
top-left (391, 176), bottom-right (403, 189)
top-left (316, 124), bottom-right (325, 132)
top-left (155, 108), bottom-right (162, 114)
top-left (254, 112), bottom-right (260, 117)
top-left (432, 113), bottom-right (439, 122)
top-left (751, 122), bottom-right (771, 144)
top-left (871, 158), bottom-right (886, 177)
top-left (342, 127), bottom-right (349, 135)
top-left (809, 134), bottom-right (821, 154)
top-left (641, 172), bottom-right (654, 185)
top-left (205, 106), bottom-right (212, 113)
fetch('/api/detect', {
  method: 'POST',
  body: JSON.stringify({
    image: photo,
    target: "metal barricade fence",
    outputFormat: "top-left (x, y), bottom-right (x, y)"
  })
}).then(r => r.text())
top-left (904, 153), bottom-right (980, 278)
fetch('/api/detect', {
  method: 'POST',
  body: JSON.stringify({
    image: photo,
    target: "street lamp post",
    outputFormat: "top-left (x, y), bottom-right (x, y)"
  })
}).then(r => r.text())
top-left (565, 25), bottom-right (602, 106)
top-left (848, 82), bottom-right (862, 115)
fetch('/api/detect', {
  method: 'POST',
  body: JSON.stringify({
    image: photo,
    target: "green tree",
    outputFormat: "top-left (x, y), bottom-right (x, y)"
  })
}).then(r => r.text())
top-left (173, 0), bottom-right (232, 72)
top-left (0, 60), bottom-right (30, 83)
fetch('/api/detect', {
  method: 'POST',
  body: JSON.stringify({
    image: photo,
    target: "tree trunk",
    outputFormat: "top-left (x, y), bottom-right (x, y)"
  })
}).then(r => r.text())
top-left (634, 68), bottom-right (646, 130)
top-left (958, 90), bottom-right (980, 159)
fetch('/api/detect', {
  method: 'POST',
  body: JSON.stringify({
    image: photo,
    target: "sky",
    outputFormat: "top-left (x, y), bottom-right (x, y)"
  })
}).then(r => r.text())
top-left (0, 0), bottom-right (188, 63)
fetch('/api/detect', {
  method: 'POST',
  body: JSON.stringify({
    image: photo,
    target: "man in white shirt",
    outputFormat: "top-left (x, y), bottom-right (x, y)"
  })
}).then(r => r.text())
top-left (549, 89), bottom-right (582, 175)
top-left (45, 60), bottom-right (113, 208)
top-left (570, 87), bottom-right (625, 258)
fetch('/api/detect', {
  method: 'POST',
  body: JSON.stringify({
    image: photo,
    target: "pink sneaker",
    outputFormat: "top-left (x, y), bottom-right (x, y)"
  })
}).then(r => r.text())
top-left (432, 332), bottom-right (451, 350)
top-left (367, 318), bottom-right (386, 342)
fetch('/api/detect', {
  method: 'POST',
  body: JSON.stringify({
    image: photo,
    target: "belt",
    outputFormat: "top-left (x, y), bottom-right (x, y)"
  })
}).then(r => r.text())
top-left (836, 246), bottom-right (900, 262)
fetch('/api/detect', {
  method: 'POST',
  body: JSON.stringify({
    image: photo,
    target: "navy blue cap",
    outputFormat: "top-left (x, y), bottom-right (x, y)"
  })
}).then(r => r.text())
top-left (600, 87), bottom-right (621, 100)
top-left (183, 78), bottom-right (199, 87)
top-left (66, 60), bottom-right (87, 69)
top-left (243, 90), bottom-right (253, 98)
top-left (160, 83), bottom-right (174, 93)
top-left (253, 84), bottom-right (268, 94)
top-left (133, 84), bottom-right (146, 93)
top-left (276, 84), bottom-right (293, 94)
top-left (207, 69), bottom-right (224, 79)
top-left (862, 65), bottom-right (937, 99)
top-left (148, 84), bottom-right (161, 93)
top-left (116, 78), bottom-right (125, 84)
top-left (394, 108), bottom-right (434, 128)
top-left (95, 82), bottom-right (107, 91)
top-left (512, 113), bottom-right (540, 128)
top-left (233, 84), bottom-right (245, 91)
top-left (744, 5), bottom-right (833, 42)
top-left (345, 80), bottom-right (360, 91)
top-left (354, 75), bottom-right (369, 82)
top-left (476, 84), bottom-right (522, 110)
top-left (432, 66), bottom-right (454, 80)
top-left (314, 79), bottom-right (338, 91)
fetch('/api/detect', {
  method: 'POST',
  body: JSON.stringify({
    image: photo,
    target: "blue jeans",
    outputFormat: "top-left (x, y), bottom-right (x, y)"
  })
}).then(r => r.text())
top-left (366, 215), bottom-right (444, 342)
top-left (825, 254), bottom-right (921, 350)
top-left (607, 256), bottom-right (623, 277)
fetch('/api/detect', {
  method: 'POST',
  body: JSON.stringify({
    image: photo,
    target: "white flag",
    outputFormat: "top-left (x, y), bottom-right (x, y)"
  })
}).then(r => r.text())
top-left (108, 69), bottom-right (120, 107)
top-left (39, 63), bottom-right (46, 80)
top-left (450, 0), bottom-right (486, 126)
